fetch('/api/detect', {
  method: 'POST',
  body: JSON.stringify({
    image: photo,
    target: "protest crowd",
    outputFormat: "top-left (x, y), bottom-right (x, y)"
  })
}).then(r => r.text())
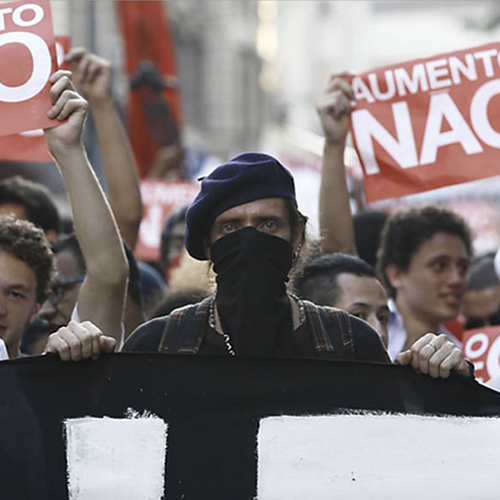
top-left (0, 59), bottom-right (474, 379)
top-left (3, 1), bottom-right (500, 496)
top-left (2, 19), bottom-right (499, 377)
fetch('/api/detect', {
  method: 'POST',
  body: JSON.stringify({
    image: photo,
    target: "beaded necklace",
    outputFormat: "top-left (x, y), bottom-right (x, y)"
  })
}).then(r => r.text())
top-left (208, 295), bottom-right (305, 356)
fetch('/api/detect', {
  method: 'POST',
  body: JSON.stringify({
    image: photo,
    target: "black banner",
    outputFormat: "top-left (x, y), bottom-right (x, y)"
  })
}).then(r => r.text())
top-left (1, 354), bottom-right (499, 499)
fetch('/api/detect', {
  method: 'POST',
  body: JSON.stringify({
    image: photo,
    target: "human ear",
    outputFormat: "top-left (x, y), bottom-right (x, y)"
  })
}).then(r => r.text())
top-left (385, 264), bottom-right (403, 290)
top-left (291, 219), bottom-right (306, 254)
top-left (29, 302), bottom-right (42, 324)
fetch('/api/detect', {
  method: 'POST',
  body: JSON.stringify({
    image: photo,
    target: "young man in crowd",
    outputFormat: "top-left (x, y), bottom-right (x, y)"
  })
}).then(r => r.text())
top-left (0, 69), bottom-right (128, 358)
top-left (295, 253), bottom-right (471, 378)
top-left (0, 177), bottom-right (61, 354)
top-left (377, 206), bottom-right (472, 360)
top-left (295, 254), bottom-right (390, 346)
top-left (0, 216), bottom-right (55, 359)
top-left (316, 74), bottom-right (473, 361)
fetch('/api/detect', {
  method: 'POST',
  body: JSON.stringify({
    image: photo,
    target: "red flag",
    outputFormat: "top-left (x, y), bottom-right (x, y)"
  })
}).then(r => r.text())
top-left (117, 1), bottom-right (183, 177)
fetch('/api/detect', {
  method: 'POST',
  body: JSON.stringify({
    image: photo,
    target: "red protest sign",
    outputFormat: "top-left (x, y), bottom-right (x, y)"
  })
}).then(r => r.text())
top-left (0, 34), bottom-right (70, 162)
top-left (0, 1), bottom-right (57, 138)
top-left (0, 128), bottom-right (49, 162)
top-left (462, 325), bottom-right (500, 383)
top-left (350, 42), bottom-right (500, 201)
top-left (135, 179), bottom-right (199, 262)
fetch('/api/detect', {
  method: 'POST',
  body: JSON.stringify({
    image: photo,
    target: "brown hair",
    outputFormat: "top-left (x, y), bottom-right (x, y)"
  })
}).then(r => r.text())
top-left (377, 205), bottom-right (473, 298)
top-left (0, 215), bottom-right (56, 302)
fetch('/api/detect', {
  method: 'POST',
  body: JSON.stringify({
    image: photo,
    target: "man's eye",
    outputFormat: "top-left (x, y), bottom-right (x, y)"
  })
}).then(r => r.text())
top-left (378, 313), bottom-right (389, 326)
top-left (432, 261), bottom-right (446, 272)
top-left (222, 223), bottom-right (235, 233)
top-left (351, 312), bottom-right (367, 321)
top-left (9, 291), bottom-right (24, 299)
top-left (263, 221), bottom-right (277, 230)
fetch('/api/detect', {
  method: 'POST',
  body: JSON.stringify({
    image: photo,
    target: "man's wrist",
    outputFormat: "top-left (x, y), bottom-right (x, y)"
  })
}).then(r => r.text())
top-left (87, 95), bottom-right (113, 109)
top-left (48, 141), bottom-right (86, 160)
top-left (323, 139), bottom-right (347, 152)
top-left (323, 129), bottom-right (348, 146)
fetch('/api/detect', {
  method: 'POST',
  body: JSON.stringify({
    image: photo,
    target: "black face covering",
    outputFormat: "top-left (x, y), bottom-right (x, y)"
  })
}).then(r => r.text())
top-left (211, 227), bottom-right (294, 357)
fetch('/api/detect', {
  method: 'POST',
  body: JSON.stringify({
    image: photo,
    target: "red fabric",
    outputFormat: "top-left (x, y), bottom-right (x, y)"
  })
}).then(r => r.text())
top-left (442, 317), bottom-right (465, 342)
top-left (117, 1), bottom-right (182, 177)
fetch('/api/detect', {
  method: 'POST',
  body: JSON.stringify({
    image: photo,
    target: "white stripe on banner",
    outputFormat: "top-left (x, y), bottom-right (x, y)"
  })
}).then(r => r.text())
top-left (257, 413), bottom-right (500, 500)
top-left (65, 409), bottom-right (167, 500)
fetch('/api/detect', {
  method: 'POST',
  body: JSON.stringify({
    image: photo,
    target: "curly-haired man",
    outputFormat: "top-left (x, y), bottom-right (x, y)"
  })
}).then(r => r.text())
top-left (0, 215), bottom-right (56, 358)
top-left (377, 205), bottom-right (472, 361)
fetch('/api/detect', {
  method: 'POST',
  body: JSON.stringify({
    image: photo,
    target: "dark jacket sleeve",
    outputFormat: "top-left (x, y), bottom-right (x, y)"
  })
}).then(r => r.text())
top-left (121, 317), bottom-right (167, 352)
top-left (349, 316), bottom-right (391, 363)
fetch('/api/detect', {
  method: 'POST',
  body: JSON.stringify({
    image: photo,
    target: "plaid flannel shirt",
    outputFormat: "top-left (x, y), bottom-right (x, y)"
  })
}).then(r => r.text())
top-left (158, 295), bottom-right (355, 358)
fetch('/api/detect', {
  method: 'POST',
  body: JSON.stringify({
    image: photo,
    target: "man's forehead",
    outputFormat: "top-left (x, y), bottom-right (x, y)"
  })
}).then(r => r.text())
top-left (214, 197), bottom-right (288, 222)
top-left (0, 249), bottom-right (37, 292)
top-left (337, 273), bottom-right (387, 304)
top-left (411, 232), bottom-right (470, 262)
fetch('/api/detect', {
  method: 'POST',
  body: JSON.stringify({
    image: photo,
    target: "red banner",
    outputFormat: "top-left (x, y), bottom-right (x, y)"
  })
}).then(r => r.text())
top-left (0, 35), bottom-right (70, 162)
top-left (117, 1), bottom-right (182, 178)
top-left (463, 325), bottom-right (500, 383)
top-left (135, 179), bottom-right (199, 262)
top-left (350, 42), bottom-right (500, 201)
top-left (0, 1), bottom-right (57, 137)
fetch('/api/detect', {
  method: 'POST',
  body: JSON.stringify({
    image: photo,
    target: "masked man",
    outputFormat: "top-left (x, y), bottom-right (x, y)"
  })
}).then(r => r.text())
top-left (47, 153), bottom-right (390, 362)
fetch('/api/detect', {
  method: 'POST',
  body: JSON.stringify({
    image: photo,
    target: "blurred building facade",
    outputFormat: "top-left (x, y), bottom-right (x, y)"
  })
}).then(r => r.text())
top-left (55, 0), bottom-right (264, 161)
top-left (16, 1), bottom-right (500, 163)
top-left (273, 1), bottom-right (500, 136)
top-left (51, 1), bottom-right (500, 163)
top-left (10, 1), bottom-right (500, 246)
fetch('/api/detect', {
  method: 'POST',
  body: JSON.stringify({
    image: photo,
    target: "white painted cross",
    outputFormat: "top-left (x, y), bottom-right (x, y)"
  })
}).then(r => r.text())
top-left (257, 413), bottom-right (500, 500)
top-left (65, 409), bottom-right (167, 500)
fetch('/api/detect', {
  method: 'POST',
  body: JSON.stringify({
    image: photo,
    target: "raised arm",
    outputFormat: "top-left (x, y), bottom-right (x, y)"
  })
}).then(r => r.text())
top-left (68, 48), bottom-right (143, 249)
top-left (316, 74), bottom-right (357, 255)
top-left (44, 71), bottom-right (128, 344)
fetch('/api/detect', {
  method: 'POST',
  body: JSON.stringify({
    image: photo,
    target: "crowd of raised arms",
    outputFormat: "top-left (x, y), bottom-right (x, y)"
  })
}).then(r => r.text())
top-left (5, 48), bottom-right (500, 392)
